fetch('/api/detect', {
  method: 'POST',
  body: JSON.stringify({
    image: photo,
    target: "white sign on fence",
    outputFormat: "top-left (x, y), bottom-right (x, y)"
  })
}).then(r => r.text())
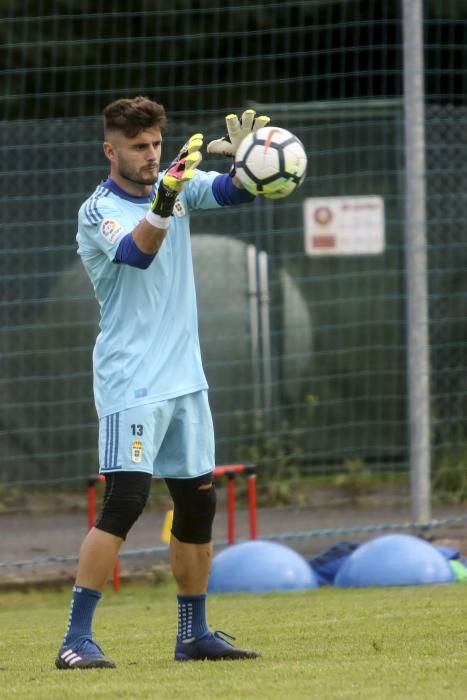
top-left (303, 195), bottom-right (385, 256)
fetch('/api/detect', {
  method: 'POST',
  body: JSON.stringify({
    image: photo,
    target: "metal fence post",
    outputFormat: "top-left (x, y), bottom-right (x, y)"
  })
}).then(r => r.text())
top-left (402, 0), bottom-right (431, 524)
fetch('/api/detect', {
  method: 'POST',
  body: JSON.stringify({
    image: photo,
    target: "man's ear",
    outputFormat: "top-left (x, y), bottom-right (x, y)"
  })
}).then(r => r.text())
top-left (103, 141), bottom-right (114, 162)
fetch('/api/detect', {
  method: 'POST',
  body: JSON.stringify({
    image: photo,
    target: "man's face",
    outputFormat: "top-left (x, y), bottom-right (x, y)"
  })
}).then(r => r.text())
top-left (103, 127), bottom-right (163, 192)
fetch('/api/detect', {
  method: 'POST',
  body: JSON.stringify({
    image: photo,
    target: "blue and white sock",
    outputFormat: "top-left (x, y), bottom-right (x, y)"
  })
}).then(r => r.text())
top-left (63, 585), bottom-right (102, 646)
top-left (177, 594), bottom-right (209, 642)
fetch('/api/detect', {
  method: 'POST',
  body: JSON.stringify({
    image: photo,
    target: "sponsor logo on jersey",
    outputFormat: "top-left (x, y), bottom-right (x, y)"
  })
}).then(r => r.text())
top-left (131, 439), bottom-right (143, 464)
top-left (100, 218), bottom-right (123, 244)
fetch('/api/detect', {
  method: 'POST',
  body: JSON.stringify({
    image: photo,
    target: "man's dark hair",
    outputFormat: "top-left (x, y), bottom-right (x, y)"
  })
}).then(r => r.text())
top-left (103, 96), bottom-right (167, 138)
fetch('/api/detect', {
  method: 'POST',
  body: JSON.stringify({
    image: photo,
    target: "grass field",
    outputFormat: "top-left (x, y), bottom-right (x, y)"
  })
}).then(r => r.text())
top-left (1, 580), bottom-right (467, 699)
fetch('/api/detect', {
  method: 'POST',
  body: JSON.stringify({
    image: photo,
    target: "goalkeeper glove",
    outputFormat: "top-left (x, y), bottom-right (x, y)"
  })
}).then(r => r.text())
top-left (147, 133), bottom-right (202, 225)
top-left (207, 109), bottom-right (270, 158)
top-left (166, 132), bottom-right (203, 173)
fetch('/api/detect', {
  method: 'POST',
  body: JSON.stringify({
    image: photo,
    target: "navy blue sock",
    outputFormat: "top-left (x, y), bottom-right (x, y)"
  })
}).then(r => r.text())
top-left (63, 585), bottom-right (102, 646)
top-left (177, 594), bottom-right (209, 641)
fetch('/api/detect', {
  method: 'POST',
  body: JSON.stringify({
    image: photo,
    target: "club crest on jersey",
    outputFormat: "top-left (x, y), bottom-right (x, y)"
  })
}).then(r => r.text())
top-left (131, 439), bottom-right (143, 464)
top-left (100, 219), bottom-right (123, 244)
top-left (173, 199), bottom-right (186, 217)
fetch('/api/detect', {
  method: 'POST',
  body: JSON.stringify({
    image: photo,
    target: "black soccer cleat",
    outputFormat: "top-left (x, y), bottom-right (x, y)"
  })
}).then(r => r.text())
top-left (175, 630), bottom-right (260, 661)
top-left (55, 636), bottom-right (116, 670)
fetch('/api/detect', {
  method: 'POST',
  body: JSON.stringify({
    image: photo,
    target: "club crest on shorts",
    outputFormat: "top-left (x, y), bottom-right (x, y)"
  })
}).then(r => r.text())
top-left (131, 439), bottom-right (143, 464)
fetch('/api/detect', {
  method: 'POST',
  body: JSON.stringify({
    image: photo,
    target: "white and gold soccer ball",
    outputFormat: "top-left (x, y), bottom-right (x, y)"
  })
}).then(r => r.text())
top-left (234, 126), bottom-right (307, 199)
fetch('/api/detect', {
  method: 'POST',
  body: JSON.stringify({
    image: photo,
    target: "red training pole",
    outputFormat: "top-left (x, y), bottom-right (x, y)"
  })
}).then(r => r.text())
top-left (113, 558), bottom-right (120, 592)
top-left (227, 473), bottom-right (236, 544)
top-left (87, 478), bottom-right (97, 530)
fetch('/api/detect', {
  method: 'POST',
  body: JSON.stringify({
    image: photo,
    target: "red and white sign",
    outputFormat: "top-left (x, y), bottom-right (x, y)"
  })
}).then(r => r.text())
top-left (303, 196), bottom-right (385, 256)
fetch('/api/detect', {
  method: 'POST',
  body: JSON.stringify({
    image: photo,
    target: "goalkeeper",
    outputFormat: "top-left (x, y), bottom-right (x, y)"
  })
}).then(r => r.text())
top-left (55, 97), bottom-right (269, 670)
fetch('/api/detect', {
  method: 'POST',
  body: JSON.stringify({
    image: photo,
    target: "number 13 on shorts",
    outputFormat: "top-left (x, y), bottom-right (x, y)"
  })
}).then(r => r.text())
top-left (98, 392), bottom-right (214, 478)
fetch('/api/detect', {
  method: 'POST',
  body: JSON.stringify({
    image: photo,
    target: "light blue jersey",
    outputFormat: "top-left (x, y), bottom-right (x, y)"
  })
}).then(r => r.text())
top-left (77, 171), bottom-right (222, 419)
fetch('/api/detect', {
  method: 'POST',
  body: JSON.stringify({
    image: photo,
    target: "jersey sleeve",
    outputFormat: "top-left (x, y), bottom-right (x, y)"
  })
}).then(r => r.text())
top-left (77, 193), bottom-right (133, 262)
top-left (180, 170), bottom-right (223, 212)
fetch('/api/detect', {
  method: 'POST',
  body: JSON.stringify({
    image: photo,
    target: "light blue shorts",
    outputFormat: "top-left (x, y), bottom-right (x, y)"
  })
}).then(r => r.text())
top-left (98, 390), bottom-right (215, 479)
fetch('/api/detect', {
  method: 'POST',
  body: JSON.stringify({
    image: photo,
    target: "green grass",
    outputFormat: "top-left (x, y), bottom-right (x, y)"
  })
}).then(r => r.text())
top-left (1, 581), bottom-right (467, 699)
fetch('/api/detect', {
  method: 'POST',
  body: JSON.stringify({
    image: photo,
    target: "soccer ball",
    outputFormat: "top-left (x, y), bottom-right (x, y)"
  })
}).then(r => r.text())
top-left (234, 126), bottom-right (307, 199)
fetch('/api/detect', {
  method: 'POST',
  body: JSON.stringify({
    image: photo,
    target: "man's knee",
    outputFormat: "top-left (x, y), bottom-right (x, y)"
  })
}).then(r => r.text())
top-left (95, 471), bottom-right (152, 540)
top-left (165, 472), bottom-right (217, 544)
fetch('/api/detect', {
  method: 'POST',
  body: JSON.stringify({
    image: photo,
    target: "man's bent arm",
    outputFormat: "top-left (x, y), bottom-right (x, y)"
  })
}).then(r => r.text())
top-left (114, 218), bottom-right (168, 269)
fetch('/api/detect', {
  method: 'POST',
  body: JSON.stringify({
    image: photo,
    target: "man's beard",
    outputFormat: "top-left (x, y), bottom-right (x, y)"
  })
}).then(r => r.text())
top-left (118, 165), bottom-right (158, 187)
